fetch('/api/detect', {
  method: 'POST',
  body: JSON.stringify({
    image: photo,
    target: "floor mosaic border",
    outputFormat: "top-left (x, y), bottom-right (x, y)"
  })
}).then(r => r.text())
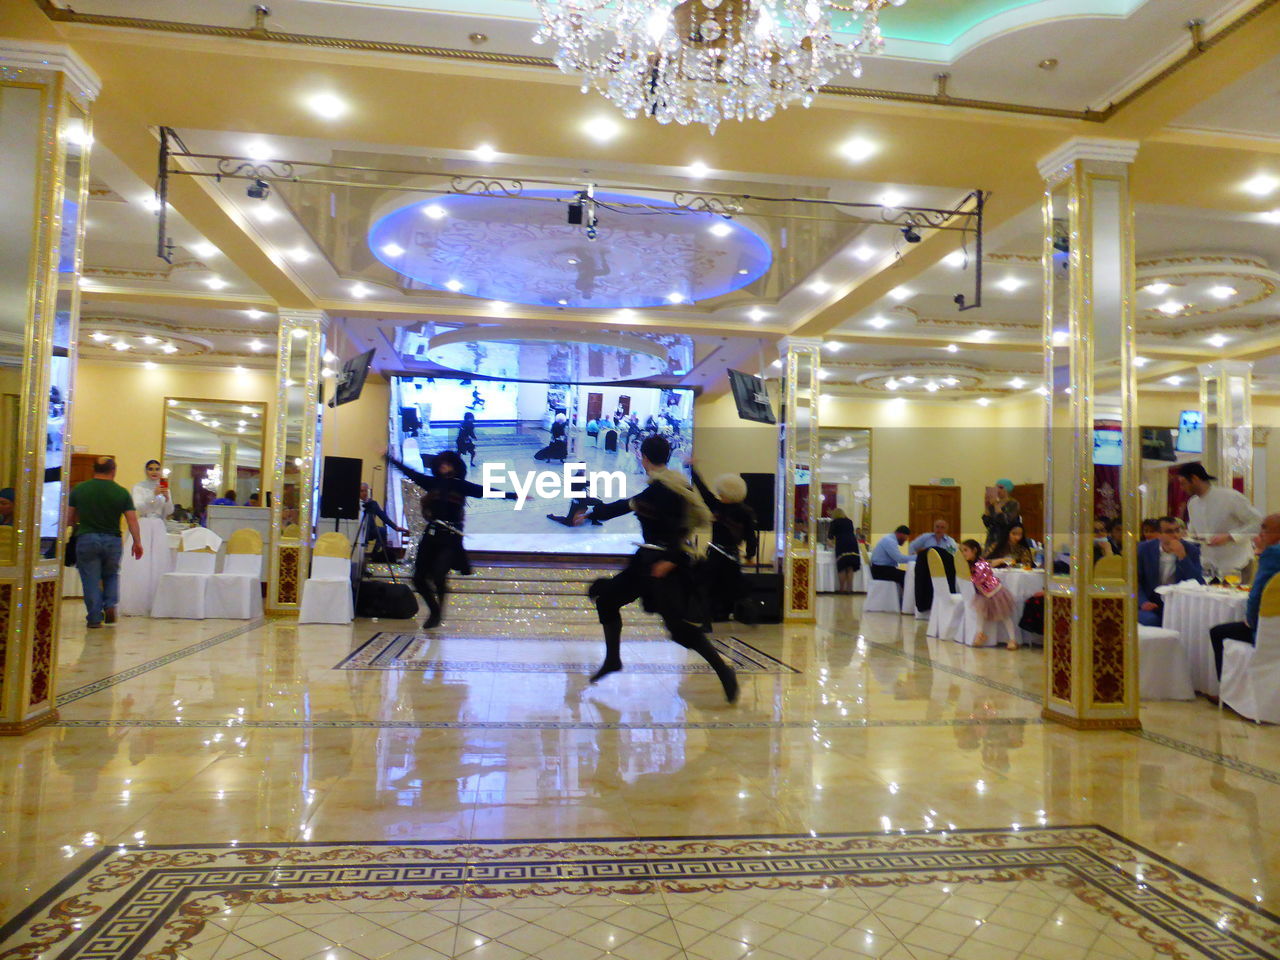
top-left (337, 632), bottom-right (800, 675)
top-left (3, 827), bottom-right (1278, 960)
top-left (50, 716), bottom-right (1043, 731)
top-left (54, 619), bottom-right (268, 707)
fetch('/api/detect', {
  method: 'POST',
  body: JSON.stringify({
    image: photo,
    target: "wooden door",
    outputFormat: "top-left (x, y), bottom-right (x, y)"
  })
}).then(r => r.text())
top-left (617, 395), bottom-right (631, 415)
top-left (586, 392), bottom-right (603, 422)
top-left (1016, 482), bottom-right (1045, 543)
top-left (69, 453), bottom-right (109, 489)
top-left (908, 485), bottom-right (961, 541)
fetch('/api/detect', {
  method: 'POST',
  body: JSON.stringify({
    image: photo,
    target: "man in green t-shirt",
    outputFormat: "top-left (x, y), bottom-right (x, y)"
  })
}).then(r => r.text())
top-left (67, 458), bottom-right (143, 628)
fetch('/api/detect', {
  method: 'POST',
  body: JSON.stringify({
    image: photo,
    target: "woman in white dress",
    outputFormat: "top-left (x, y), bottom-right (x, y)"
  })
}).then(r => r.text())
top-left (119, 459), bottom-right (175, 615)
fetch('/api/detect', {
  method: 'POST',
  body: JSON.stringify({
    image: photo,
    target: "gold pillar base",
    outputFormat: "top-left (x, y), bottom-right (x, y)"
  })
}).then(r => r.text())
top-left (0, 708), bottom-right (59, 736)
top-left (1041, 708), bottom-right (1141, 731)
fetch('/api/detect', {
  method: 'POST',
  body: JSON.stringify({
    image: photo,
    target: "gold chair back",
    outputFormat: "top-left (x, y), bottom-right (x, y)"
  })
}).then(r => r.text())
top-left (1095, 555), bottom-right (1123, 580)
top-left (1259, 575), bottom-right (1280, 619)
top-left (314, 531), bottom-right (350, 558)
top-left (282, 523), bottom-right (302, 540)
top-left (227, 528), bottom-right (263, 555)
top-left (953, 551), bottom-right (971, 581)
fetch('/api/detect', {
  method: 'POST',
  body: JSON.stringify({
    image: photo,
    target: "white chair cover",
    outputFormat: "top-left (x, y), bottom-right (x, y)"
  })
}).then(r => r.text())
top-left (298, 556), bottom-right (353, 624)
top-left (180, 527), bottom-right (223, 553)
top-left (927, 576), bottom-right (964, 639)
top-left (206, 553), bottom-right (264, 620)
top-left (900, 562), bottom-right (917, 615)
top-left (1137, 625), bottom-right (1194, 700)
top-left (862, 578), bottom-right (901, 614)
top-left (150, 551), bottom-right (218, 618)
top-left (1220, 614), bottom-right (1280, 723)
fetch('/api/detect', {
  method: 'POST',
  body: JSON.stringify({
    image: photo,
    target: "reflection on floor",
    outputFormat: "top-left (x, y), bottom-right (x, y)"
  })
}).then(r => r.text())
top-left (3, 566), bottom-right (1279, 959)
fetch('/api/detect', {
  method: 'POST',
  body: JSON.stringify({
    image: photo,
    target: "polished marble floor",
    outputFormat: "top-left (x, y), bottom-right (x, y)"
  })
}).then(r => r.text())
top-left (2, 566), bottom-right (1279, 959)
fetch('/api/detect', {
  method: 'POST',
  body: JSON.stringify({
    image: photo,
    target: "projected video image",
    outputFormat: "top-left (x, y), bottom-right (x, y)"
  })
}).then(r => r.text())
top-left (387, 377), bottom-right (695, 555)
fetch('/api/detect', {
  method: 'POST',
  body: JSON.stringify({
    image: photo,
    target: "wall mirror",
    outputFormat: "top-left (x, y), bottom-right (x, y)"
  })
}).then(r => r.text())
top-left (814, 428), bottom-right (872, 542)
top-left (161, 398), bottom-right (267, 522)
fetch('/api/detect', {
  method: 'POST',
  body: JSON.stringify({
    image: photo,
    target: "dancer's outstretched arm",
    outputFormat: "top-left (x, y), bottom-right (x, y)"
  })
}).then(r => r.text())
top-left (588, 497), bottom-right (633, 524)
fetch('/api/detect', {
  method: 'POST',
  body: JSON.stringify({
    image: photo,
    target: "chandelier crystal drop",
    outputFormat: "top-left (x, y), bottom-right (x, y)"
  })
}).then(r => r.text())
top-left (533, 0), bottom-right (905, 132)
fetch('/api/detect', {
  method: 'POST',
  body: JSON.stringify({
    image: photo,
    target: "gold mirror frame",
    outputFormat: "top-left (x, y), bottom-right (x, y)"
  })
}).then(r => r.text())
top-left (159, 397), bottom-right (268, 519)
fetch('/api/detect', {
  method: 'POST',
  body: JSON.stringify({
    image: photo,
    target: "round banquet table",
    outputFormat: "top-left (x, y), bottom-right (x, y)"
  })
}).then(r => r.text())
top-left (1156, 583), bottom-right (1249, 696)
top-left (995, 567), bottom-right (1046, 644)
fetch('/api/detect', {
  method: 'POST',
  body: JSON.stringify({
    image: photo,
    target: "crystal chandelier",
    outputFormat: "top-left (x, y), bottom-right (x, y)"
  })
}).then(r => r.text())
top-left (533, 0), bottom-right (905, 132)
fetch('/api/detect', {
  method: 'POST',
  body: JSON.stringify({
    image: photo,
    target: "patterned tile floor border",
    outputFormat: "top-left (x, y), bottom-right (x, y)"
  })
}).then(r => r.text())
top-left (337, 633), bottom-right (800, 675)
top-left (3, 828), bottom-right (1278, 960)
top-left (50, 716), bottom-right (1043, 731)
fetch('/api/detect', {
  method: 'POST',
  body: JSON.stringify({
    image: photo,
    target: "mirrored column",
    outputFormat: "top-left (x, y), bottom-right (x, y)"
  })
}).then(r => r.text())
top-left (1039, 137), bottom-right (1141, 730)
top-left (0, 48), bottom-right (99, 734)
top-left (1198, 361), bottom-right (1253, 500)
top-left (267, 309), bottom-right (326, 614)
top-left (778, 337), bottom-right (821, 622)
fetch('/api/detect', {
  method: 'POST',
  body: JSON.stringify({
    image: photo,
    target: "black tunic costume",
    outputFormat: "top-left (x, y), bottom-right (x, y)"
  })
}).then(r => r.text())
top-left (587, 474), bottom-right (739, 702)
top-left (691, 469), bottom-right (758, 623)
top-left (455, 419), bottom-right (477, 465)
top-left (534, 419), bottom-right (569, 462)
top-left (385, 454), bottom-right (512, 627)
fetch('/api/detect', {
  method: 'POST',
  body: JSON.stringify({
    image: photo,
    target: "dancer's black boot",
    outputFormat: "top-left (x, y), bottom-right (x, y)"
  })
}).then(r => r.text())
top-left (590, 618), bottom-right (623, 684)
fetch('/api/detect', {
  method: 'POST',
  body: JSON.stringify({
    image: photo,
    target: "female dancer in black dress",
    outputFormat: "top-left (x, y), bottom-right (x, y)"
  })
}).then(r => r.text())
top-left (455, 412), bottom-right (478, 467)
top-left (384, 449), bottom-right (515, 629)
top-left (691, 468), bottom-right (758, 623)
top-left (587, 436), bottom-right (739, 703)
top-left (534, 413), bottom-right (569, 462)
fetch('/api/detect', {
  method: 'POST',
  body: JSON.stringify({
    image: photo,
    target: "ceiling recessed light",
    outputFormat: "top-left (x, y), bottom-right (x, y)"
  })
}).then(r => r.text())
top-left (62, 117), bottom-right (93, 147)
top-left (1157, 300), bottom-right (1183, 316)
top-left (867, 316), bottom-right (891, 329)
top-left (205, 276), bottom-right (228, 290)
top-left (140, 195), bottom-right (162, 212)
top-left (323, 350), bottom-right (337, 364)
top-left (112, 341), bottom-right (130, 351)
top-left (1243, 174), bottom-right (1279, 197)
top-left (666, 292), bottom-right (687, 304)
top-left (1208, 285), bottom-right (1237, 299)
top-left (1143, 282), bottom-right (1171, 295)
top-left (888, 286), bottom-right (913, 301)
top-left (557, 297), bottom-right (569, 305)
top-left (1207, 334), bottom-right (1230, 347)
top-left (251, 206), bottom-right (278, 223)
top-left (808, 280), bottom-right (831, 295)
top-left (901, 376), bottom-right (918, 384)
top-left (1134, 356), bottom-right (1150, 367)
top-left (1262, 209), bottom-right (1280, 224)
top-left (709, 222), bottom-right (733, 238)
top-left (737, 267), bottom-right (750, 275)
top-left (244, 309), bottom-right (266, 320)
top-left (245, 141), bottom-right (273, 161)
top-left (444, 278), bottom-right (464, 292)
top-left (490, 300), bottom-right (509, 312)
top-left (141, 335), bottom-right (159, 345)
top-left (350, 283), bottom-right (370, 298)
top-left (885, 378), bottom-right (899, 391)
top-left (1051, 329), bottom-right (1069, 346)
top-left (161, 344), bottom-right (178, 354)
top-left (321, 368), bottom-right (335, 378)
top-left (879, 189), bottom-right (905, 208)
top-left (771, 359), bottom-right (782, 368)
top-left (192, 242), bottom-right (217, 258)
top-left (687, 160), bottom-right (710, 178)
top-left (974, 329), bottom-right (994, 341)
top-left (248, 340), bottom-right (265, 352)
top-left (839, 137), bottom-right (877, 162)
top-left (381, 242), bottom-right (406, 258)
top-left (423, 204), bottom-right (447, 220)
top-left (286, 247), bottom-right (312, 263)
top-left (748, 307), bottom-right (767, 322)
top-left (305, 92), bottom-right (347, 119)
top-left (583, 116), bottom-right (621, 142)
top-left (944, 251), bottom-right (967, 268)
top-left (567, 257), bottom-right (580, 265)
top-left (945, 343), bottom-right (959, 353)
top-left (852, 245), bottom-right (876, 262)
top-left (824, 341), bottom-right (842, 352)
top-left (90, 331), bottom-right (111, 342)
top-left (290, 328), bottom-right (308, 339)
top-left (473, 143), bottom-right (498, 162)
top-left (924, 381), bottom-right (939, 393)
top-left (1035, 385), bottom-right (1049, 396)
top-left (996, 276), bottom-right (1023, 292)
top-left (143, 361), bottom-right (157, 370)
top-left (1165, 375), bottom-right (1184, 386)
top-left (976, 397), bottom-right (991, 406)
top-left (818, 369), bottom-right (832, 380)
top-left (1009, 377), bottom-right (1026, 389)
top-left (237, 426), bottom-right (246, 434)
top-left (941, 377), bottom-right (959, 386)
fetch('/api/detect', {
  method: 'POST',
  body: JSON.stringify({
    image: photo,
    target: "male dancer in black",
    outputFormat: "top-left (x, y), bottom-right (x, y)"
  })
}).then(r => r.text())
top-left (586, 436), bottom-right (739, 703)
top-left (690, 468), bottom-right (758, 623)
top-left (455, 412), bottom-right (478, 468)
top-left (384, 449), bottom-right (516, 629)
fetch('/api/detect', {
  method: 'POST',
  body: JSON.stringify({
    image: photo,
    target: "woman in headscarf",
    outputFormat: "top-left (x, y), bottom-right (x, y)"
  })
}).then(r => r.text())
top-left (982, 479), bottom-right (1021, 550)
top-left (120, 459), bottom-right (175, 615)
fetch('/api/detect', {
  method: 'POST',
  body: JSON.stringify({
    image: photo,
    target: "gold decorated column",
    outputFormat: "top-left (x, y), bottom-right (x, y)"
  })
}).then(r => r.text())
top-left (0, 45), bottom-right (99, 734)
top-left (1039, 137), bottom-right (1141, 730)
top-left (1198, 360), bottom-right (1253, 500)
top-left (267, 309), bottom-right (327, 615)
top-left (778, 337), bottom-right (821, 622)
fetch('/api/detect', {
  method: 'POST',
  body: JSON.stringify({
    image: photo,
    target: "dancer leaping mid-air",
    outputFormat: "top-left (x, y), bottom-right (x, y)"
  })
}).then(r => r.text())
top-left (384, 448), bottom-right (517, 629)
top-left (586, 435), bottom-right (739, 704)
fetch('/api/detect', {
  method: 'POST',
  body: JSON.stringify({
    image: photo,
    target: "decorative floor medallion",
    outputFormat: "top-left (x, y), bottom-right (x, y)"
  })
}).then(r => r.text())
top-left (338, 633), bottom-right (800, 675)
top-left (3, 829), bottom-right (1278, 960)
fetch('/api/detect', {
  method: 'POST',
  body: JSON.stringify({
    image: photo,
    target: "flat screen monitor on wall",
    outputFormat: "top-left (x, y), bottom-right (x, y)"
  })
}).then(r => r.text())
top-left (1176, 409), bottom-right (1204, 454)
top-left (728, 369), bottom-right (775, 424)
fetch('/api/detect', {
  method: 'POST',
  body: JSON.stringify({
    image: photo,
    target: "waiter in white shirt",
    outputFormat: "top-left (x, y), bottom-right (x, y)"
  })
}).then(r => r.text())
top-left (1177, 462), bottom-right (1262, 578)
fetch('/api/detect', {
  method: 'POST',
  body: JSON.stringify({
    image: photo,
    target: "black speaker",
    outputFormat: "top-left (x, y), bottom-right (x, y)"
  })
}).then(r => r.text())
top-left (741, 571), bottom-right (783, 624)
top-left (320, 456), bottom-right (363, 520)
top-left (742, 472), bottom-right (776, 532)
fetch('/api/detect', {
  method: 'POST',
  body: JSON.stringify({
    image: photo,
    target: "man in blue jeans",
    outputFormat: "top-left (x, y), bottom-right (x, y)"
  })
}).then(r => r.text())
top-left (67, 457), bottom-right (143, 628)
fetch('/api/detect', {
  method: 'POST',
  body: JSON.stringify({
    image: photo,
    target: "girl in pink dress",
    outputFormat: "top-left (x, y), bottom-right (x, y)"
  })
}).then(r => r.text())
top-left (960, 539), bottom-right (1019, 650)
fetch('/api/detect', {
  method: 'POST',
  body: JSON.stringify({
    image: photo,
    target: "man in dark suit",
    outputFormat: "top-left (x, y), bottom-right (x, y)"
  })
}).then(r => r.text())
top-left (1137, 515), bottom-right (1203, 626)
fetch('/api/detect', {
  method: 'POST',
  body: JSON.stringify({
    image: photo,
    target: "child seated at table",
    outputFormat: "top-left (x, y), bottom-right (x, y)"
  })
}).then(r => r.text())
top-left (961, 539), bottom-right (1019, 650)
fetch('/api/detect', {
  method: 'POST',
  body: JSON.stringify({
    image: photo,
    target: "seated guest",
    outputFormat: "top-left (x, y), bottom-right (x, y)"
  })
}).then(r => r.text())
top-left (870, 525), bottom-right (911, 587)
top-left (1093, 518), bottom-right (1116, 561)
top-left (0, 487), bottom-right (13, 526)
top-left (1137, 516), bottom-right (1203, 626)
top-left (211, 489), bottom-right (237, 506)
top-left (986, 523), bottom-right (1035, 567)
top-left (1209, 514), bottom-right (1280, 678)
top-left (1140, 518), bottom-right (1160, 541)
top-left (910, 518), bottom-right (957, 556)
top-left (1106, 517), bottom-right (1123, 556)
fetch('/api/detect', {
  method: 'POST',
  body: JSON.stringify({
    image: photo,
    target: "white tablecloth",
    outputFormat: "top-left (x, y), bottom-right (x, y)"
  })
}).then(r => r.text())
top-left (995, 567), bottom-right (1046, 642)
top-left (901, 561), bottom-right (917, 614)
top-left (1156, 584), bottom-right (1249, 696)
top-left (817, 548), bottom-right (836, 593)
